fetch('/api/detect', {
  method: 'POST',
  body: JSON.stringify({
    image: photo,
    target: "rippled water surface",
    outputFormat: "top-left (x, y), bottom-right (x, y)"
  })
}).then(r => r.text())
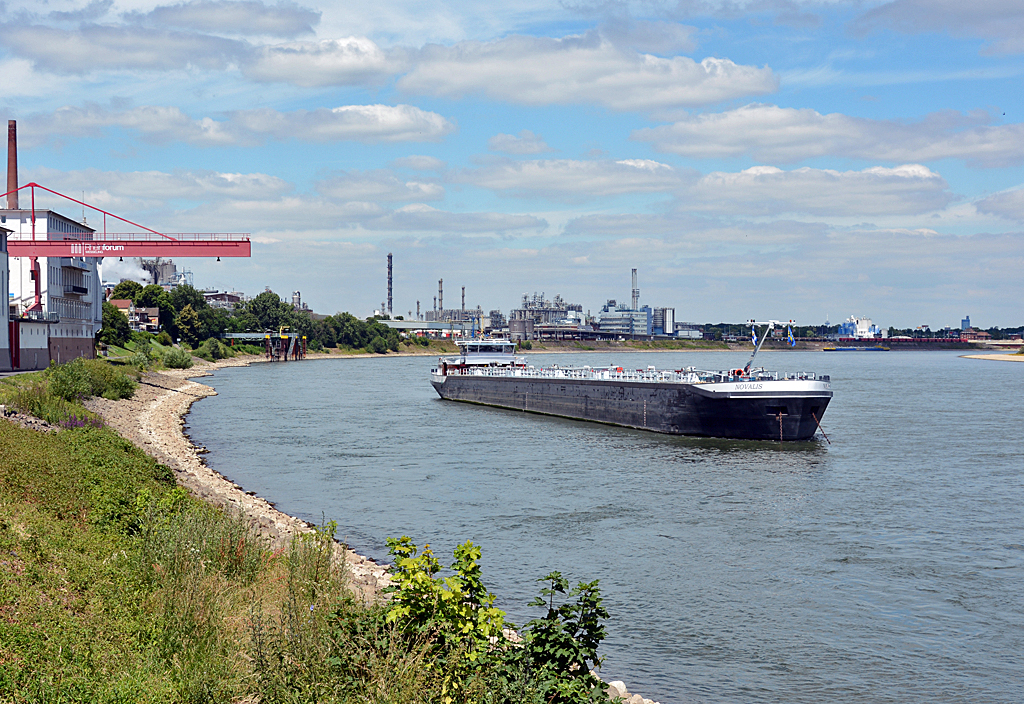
top-left (187, 350), bottom-right (1023, 703)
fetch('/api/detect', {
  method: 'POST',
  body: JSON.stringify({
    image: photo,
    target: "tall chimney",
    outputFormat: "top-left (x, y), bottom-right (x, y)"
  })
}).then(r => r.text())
top-left (416, 300), bottom-right (420, 319)
top-left (631, 268), bottom-right (640, 311)
top-left (7, 120), bottom-right (18, 209)
top-left (461, 286), bottom-right (465, 321)
top-left (438, 278), bottom-right (443, 317)
top-left (387, 252), bottom-right (393, 315)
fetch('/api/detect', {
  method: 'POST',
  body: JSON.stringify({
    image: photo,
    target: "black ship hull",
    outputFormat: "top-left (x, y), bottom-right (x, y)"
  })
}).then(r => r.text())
top-left (431, 374), bottom-right (831, 441)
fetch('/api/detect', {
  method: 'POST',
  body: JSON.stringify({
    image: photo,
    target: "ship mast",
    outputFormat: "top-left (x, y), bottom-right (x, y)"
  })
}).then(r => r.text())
top-left (743, 320), bottom-right (793, 375)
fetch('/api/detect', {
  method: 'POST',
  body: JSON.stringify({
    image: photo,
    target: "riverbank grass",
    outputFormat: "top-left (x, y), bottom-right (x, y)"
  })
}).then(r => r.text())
top-left (1, 357), bottom-right (616, 702)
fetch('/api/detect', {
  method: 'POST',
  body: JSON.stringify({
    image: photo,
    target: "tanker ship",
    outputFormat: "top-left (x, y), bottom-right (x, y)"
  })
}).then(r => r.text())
top-left (430, 321), bottom-right (832, 441)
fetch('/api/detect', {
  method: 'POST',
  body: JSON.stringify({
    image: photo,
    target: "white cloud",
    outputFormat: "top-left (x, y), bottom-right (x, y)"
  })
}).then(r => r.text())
top-left (125, 0), bottom-right (321, 38)
top-left (488, 130), bottom-right (553, 154)
top-left (23, 103), bottom-right (454, 146)
top-left (361, 204), bottom-right (547, 233)
top-left (390, 155), bottom-right (447, 171)
top-left (243, 37), bottom-right (405, 86)
top-left (688, 164), bottom-right (954, 216)
top-left (399, 31), bottom-right (777, 110)
top-left (975, 188), bottom-right (1024, 221)
top-left (456, 158), bottom-right (685, 200)
top-left (0, 22), bottom-right (246, 73)
top-left (633, 104), bottom-right (1024, 167)
top-left (851, 0), bottom-right (1024, 54)
top-left (229, 104), bottom-right (454, 143)
top-left (599, 18), bottom-right (698, 54)
top-left (28, 166), bottom-right (293, 211)
top-left (317, 170), bottom-right (444, 202)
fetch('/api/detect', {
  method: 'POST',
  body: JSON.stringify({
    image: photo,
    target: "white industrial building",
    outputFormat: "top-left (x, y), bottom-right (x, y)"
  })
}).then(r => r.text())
top-left (2, 208), bottom-right (102, 369)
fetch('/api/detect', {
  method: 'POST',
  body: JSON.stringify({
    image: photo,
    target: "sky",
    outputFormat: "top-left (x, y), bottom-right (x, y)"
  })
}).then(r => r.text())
top-left (3, 0), bottom-right (1024, 328)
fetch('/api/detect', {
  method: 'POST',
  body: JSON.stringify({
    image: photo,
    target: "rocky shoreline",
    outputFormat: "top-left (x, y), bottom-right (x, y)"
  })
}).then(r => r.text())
top-left (81, 354), bottom-right (662, 704)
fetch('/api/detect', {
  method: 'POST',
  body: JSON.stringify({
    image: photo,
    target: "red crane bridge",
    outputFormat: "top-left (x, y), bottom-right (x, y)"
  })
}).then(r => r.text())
top-left (2, 182), bottom-right (251, 258)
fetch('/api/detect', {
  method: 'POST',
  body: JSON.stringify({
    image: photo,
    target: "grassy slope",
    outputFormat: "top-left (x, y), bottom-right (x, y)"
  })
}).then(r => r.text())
top-left (0, 422), bottom-right (182, 701)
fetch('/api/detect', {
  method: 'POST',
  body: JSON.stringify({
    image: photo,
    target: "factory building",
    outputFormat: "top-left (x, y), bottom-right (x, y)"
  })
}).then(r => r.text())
top-left (510, 292), bottom-right (583, 325)
top-left (836, 315), bottom-right (884, 339)
top-left (3, 208), bottom-right (102, 368)
top-left (652, 307), bottom-right (675, 336)
top-left (595, 300), bottom-right (652, 337)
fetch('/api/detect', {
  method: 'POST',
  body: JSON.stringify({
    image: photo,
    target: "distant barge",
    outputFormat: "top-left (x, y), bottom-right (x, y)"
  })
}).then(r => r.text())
top-left (824, 346), bottom-right (890, 351)
top-left (431, 321), bottom-right (832, 441)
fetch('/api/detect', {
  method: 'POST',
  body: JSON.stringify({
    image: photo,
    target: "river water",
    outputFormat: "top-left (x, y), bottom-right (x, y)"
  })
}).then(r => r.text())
top-left (186, 350), bottom-right (1023, 704)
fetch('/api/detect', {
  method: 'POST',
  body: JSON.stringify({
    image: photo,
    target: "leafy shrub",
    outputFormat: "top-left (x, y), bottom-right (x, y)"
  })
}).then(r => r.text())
top-left (384, 537), bottom-right (508, 700)
top-left (368, 336), bottom-right (388, 354)
top-left (418, 336), bottom-right (431, 347)
top-left (156, 330), bottom-right (173, 346)
top-left (163, 347), bottom-right (194, 369)
top-left (193, 337), bottom-right (236, 362)
top-left (79, 359), bottom-right (138, 400)
top-left (47, 358), bottom-right (92, 401)
top-left (128, 352), bottom-right (151, 371)
top-left (520, 340), bottom-right (533, 350)
top-left (308, 338), bottom-right (323, 352)
top-left (516, 573), bottom-right (609, 703)
top-left (131, 330), bottom-right (155, 344)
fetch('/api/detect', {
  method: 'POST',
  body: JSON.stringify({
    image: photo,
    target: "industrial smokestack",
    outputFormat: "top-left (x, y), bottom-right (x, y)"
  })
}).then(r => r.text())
top-left (438, 278), bottom-right (443, 318)
top-left (416, 300), bottom-right (420, 320)
top-left (461, 286), bottom-right (465, 321)
top-left (631, 268), bottom-right (639, 311)
top-left (7, 120), bottom-right (18, 209)
top-left (387, 252), bottom-right (393, 315)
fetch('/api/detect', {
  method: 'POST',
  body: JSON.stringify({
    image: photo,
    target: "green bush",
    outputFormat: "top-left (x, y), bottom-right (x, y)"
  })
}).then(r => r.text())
top-left (163, 347), bottom-right (194, 369)
top-left (194, 337), bottom-right (236, 362)
top-left (131, 330), bottom-right (155, 344)
top-left (368, 336), bottom-right (388, 354)
top-left (156, 331), bottom-right (173, 346)
top-left (47, 358), bottom-right (92, 401)
top-left (81, 359), bottom-right (139, 400)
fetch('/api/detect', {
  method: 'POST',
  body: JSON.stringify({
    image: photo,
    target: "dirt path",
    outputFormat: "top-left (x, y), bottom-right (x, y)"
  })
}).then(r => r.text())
top-left (84, 356), bottom-right (390, 602)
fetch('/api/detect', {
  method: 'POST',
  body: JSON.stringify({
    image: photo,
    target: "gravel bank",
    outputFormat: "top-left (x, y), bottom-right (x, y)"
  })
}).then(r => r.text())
top-left (83, 356), bottom-right (390, 602)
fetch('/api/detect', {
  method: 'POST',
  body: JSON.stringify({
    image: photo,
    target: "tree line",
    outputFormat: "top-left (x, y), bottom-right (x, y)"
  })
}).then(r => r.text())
top-left (102, 281), bottom-right (403, 352)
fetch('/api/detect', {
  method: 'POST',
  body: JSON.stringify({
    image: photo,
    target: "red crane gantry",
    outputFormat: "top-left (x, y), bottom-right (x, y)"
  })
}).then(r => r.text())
top-left (2, 182), bottom-right (251, 258)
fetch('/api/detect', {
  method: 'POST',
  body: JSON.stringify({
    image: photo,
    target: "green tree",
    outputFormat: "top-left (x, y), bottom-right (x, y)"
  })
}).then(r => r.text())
top-left (175, 304), bottom-right (202, 347)
top-left (109, 280), bottom-right (143, 302)
top-left (136, 284), bottom-right (165, 308)
top-left (199, 307), bottom-right (231, 339)
top-left (99, 301), bottom-right (131, 347)
top-left (170, 284), bottom-right (207, 315)
top-left (243, 291), bottom-right (291, 332)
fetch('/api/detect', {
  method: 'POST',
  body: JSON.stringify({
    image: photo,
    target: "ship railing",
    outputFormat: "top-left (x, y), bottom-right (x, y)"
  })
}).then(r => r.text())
top-left (444, 364), bottom-right (827, 384)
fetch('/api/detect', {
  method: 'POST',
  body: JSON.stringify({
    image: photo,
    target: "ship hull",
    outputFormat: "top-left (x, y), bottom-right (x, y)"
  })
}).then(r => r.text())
top-left (431, 374), bottom-right (831, 441)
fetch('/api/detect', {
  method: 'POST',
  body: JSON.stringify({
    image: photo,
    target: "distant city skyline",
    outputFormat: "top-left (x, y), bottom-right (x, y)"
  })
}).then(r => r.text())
top-left (7, 0), bottom-right (1024, 328)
